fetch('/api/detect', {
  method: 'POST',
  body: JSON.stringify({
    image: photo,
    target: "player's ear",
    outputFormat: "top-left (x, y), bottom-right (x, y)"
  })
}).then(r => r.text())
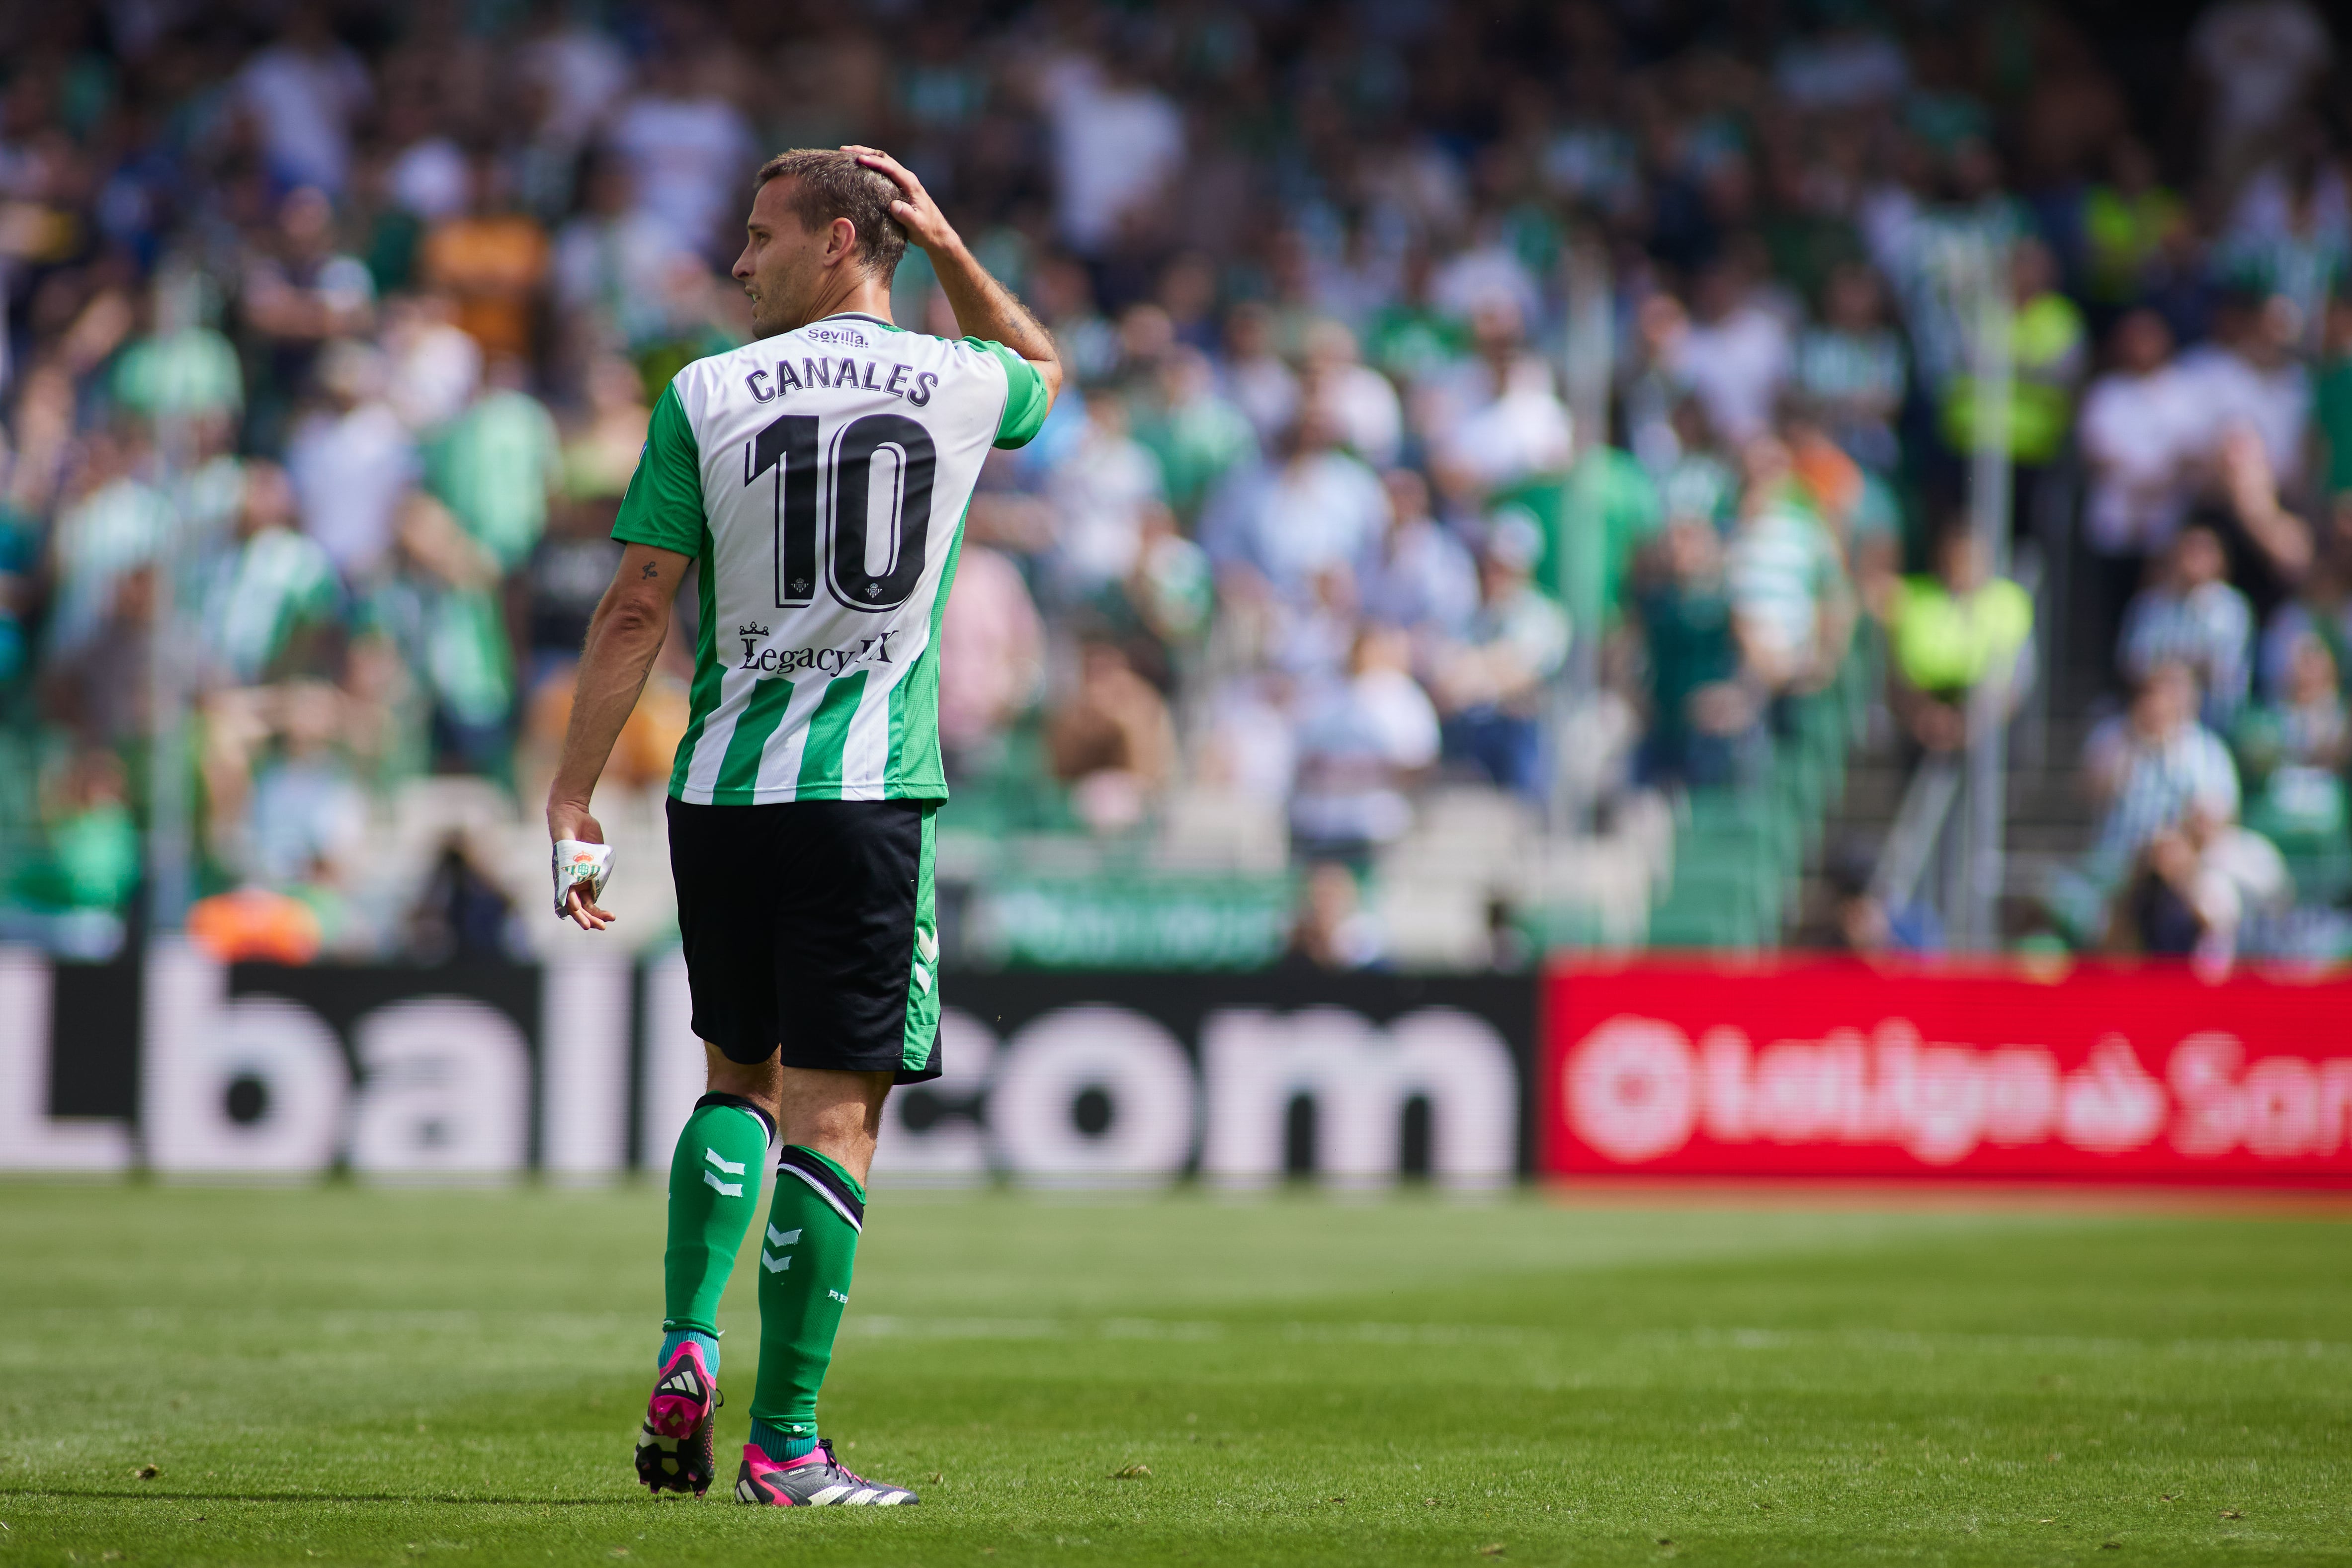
top-left (828, 216), bottom-right (857, 266)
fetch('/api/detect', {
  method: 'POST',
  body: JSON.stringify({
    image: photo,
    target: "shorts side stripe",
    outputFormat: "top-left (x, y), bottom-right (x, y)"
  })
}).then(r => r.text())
top-left (901, 805), bottom-right (940, 1074)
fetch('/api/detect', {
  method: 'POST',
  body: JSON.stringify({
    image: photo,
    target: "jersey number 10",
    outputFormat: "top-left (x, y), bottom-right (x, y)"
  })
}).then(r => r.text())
top-left (745, 412), bottom-right (938, 612)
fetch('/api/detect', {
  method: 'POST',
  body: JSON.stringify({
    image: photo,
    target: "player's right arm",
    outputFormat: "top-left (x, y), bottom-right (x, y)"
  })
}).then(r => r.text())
top-left (547, 541), bottom-right (689, 929)
top-left (552, 372), bottom-right (705, 929)
top-left (847, 145), bottom-right (1063, 417)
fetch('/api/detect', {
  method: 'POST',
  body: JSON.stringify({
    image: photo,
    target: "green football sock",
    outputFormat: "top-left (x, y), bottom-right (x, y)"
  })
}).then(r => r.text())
top-left (662, 1094), bottom-right (774, 1340)
top-left (749, 1146), bottom-right (867, 1442)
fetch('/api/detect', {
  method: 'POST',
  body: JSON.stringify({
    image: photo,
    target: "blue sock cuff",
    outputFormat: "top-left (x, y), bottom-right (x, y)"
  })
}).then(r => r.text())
top-left (658, 1328), bottom-right (721, 1376)
top-left (748, 1416), bottom-right (817, 1461)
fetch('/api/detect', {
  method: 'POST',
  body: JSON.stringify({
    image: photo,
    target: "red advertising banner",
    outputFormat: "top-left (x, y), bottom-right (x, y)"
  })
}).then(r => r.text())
top-left (1543, 959), bottom-right (2352, 1187)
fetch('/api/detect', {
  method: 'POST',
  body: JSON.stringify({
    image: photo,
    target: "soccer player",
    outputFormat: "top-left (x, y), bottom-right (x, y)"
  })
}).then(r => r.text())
top-left (544, 146), bottom-right (1060, 1508)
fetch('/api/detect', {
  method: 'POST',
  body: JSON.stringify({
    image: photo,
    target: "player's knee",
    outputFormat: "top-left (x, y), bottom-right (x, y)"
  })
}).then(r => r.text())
top-left (774, 1070), bottom-right (891, 1168)
top-left (704, 1048), bottom-right (783, 1122)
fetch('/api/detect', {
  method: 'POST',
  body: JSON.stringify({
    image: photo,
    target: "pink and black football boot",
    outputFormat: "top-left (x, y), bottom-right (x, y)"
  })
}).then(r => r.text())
top-left (633, 1340), bottom-right (720, 1496)
top-left (735, 1438), bottom-right (919, 1506)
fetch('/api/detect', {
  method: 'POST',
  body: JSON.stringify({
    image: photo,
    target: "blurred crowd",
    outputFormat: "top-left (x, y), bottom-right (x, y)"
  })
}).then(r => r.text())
top-left (0, 0), bottom-right (2347, 967)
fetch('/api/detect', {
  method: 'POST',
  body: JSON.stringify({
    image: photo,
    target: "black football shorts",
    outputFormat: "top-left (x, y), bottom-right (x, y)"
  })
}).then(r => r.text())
top-left (666, 797), bottom-right (942, 1081)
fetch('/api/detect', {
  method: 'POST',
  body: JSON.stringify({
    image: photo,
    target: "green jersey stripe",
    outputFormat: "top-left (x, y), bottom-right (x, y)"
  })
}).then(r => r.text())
top-left (887, 498), bottom-right (969, 796)
top-left (972, 341), bottom-right (1049, 448)
top-left (792, 672), bottom-right (869, 801)
top-left (611, 384), bottom-right (702, 556)
top-left (883, 639), bottom-right (912, 797)
top-left (713, 675), bottom-right (799, 797)
top-left (678, 672), bottom-right (758, 802)
top-left (668, 534), bottom-right (724, 797)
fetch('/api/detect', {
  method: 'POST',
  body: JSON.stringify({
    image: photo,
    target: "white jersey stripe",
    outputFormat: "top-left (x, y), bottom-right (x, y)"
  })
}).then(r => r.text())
top-left (837, 655), bottom-right (908, 800)
top-left (844, 606), bottom-right (933, 798)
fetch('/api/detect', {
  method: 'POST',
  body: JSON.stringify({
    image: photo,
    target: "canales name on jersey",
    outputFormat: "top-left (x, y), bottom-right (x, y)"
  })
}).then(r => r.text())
top-left (612, 312), bottom-right (1048, 805)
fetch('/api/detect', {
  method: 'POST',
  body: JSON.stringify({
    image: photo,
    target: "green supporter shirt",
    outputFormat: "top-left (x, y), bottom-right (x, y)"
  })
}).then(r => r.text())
top-left (2315, 355), bottom-right (2352, 500)
top-left (1491, 447), bottom-right (1663, 629)
top-left (1363, 305), bottom-right (1470, 386)
top-left (1134, 393), bottom-right (1256, 521)
top-left (1639, 579), bottom-right (1740, 743)
top-left (204, 525), bottom-right (341, 683)
top-left (426, 390), bottom-right (561, 571)
top-left (612, 312), bottom-right (1049, 805)
top-left (360, 577), bottom-right (513, 730)
top-left (112, 328), bottom-right (243, 420)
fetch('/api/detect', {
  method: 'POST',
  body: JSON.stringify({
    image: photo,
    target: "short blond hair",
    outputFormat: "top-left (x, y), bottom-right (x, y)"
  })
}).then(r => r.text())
top-left (754, 149), bottom-right (907, 281)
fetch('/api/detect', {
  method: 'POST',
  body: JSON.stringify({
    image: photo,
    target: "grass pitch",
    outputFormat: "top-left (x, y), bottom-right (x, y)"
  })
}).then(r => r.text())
top-left (0, 1183), bottom-right (2346, 1566)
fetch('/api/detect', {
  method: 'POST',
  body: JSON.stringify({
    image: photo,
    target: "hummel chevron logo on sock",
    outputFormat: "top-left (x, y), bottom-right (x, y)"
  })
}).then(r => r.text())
top-left (664, 1101), bottom-right (766, 1378)
top-left (760, 1225), bottom-right (799, 1273)
top-left (751, 1147), bottom-right (867, 1451)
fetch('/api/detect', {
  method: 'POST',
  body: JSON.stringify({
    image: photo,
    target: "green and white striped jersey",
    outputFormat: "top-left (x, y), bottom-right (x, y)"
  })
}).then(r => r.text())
top-left (612, 311), bottom-right (1049, 804)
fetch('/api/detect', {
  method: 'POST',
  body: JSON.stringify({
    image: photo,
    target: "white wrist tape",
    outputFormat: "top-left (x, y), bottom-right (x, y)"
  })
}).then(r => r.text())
top-left (553, 840), bottom-right (614, 916)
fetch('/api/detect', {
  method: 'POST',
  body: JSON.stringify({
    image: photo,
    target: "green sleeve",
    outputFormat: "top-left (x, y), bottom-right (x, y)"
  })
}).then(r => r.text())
top-left (971, 339), bottom-right (1050, 449)
top-left (610, 382), bottom-right (704, 554)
